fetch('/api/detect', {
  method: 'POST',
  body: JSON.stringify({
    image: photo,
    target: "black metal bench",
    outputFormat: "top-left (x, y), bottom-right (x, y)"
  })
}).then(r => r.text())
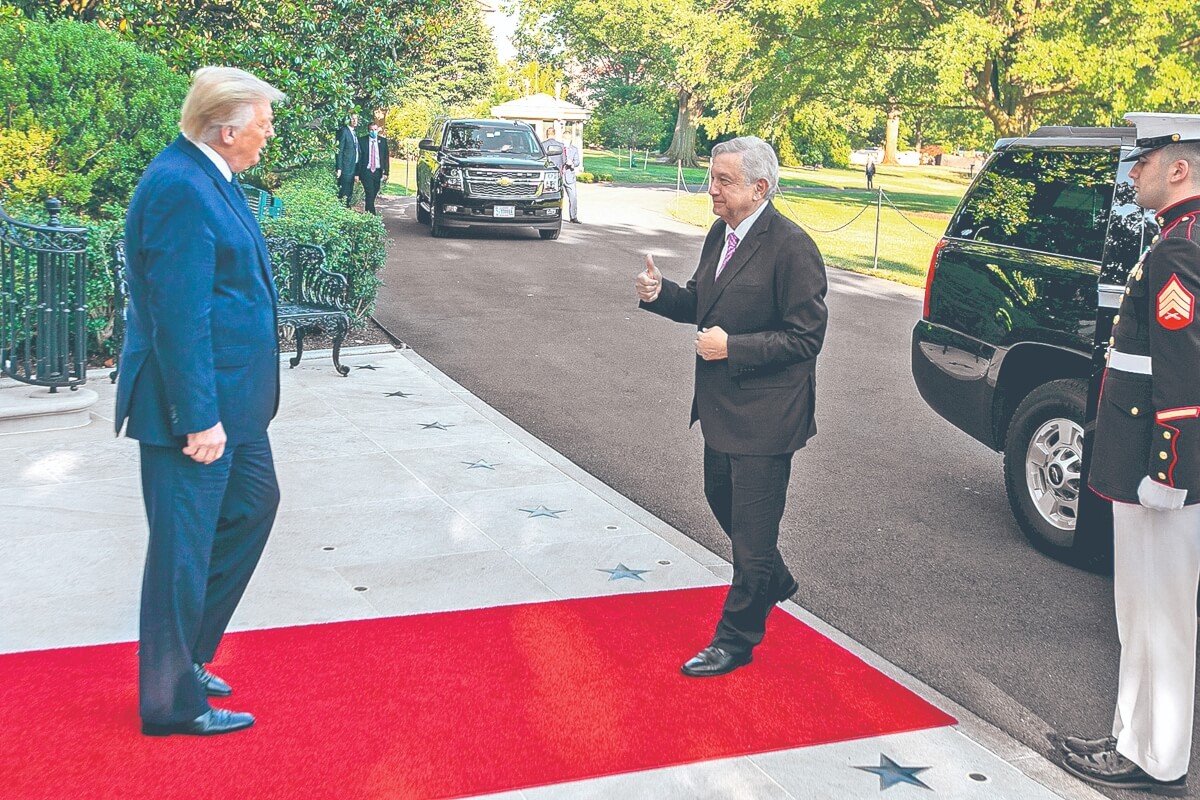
top-left (266, 236), bottom-right (351, 376)
top-left (111, 236), bottom-right (352, 379)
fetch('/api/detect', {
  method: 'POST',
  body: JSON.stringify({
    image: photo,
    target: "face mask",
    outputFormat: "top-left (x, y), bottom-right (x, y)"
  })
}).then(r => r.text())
top-left (370, 131), bottom-right (378, 139)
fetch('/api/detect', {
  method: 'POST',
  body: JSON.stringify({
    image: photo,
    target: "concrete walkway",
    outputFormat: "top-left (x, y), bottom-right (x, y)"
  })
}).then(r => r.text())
top-left (0, 346), bottom-right (1106, 799)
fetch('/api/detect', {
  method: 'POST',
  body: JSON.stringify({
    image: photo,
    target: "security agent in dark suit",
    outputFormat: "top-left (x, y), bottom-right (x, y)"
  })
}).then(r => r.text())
top-left (636, 136), bottom-right (828, 677)
top-left (115, 66), bottom-right (284, 737)
top-left (357, 122), bottom-right (389, 215)
top-left (336, 111), bottom-right (359, 207)
top-left (1054, 113), bottom-right (1200, 797)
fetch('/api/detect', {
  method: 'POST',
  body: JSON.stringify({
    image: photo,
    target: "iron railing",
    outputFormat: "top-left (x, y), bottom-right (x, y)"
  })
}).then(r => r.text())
top-left (0, 199), bottom-right (89, 391)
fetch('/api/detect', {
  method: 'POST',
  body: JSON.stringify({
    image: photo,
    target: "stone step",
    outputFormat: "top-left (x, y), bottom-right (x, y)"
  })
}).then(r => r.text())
top-left (0, 382), bottom-right (98, 435)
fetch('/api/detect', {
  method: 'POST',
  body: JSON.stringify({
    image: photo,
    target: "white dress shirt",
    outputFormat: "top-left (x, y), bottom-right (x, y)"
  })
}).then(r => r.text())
top-left (191, 138), bottom-right (234, 183)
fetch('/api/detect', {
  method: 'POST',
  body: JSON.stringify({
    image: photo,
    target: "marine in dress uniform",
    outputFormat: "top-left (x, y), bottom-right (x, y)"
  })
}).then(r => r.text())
top-left (1056, 113), bottom-right (1200, 796)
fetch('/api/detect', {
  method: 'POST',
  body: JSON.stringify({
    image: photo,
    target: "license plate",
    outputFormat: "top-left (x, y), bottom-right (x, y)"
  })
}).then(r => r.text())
top-left (493, 206), bottom-right (515, 218)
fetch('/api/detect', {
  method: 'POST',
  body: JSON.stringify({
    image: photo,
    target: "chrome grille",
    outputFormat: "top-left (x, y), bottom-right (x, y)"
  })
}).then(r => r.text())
top-left (465, 169), bottom-right (543, 200)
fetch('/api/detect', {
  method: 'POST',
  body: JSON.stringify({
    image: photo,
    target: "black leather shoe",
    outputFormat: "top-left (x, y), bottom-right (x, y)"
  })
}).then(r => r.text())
top-left (569, 218), bottom-right (582, 224)
top-left (1061, 749), bottom-right (1187, 796)
top-left (142, 708), bottom-right (255, 737)
top-left (681, 646), bottom-right (752, 677)
top-left (193, 663), bottom-right (232, 697)
top-left (1049, 732), bottom-right (1116, 756)
top-left (773, 578), bottom-right (799, 604)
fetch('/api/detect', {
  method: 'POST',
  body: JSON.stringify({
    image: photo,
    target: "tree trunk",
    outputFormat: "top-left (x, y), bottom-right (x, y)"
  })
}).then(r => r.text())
top-left (881, 106), bottom-right (901, 165)
top-left (664, 88), bottom-right (700, 169)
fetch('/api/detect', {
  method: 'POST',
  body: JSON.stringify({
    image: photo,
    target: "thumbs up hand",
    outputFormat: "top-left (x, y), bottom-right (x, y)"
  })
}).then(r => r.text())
top-left (636, 253), bottom-right (661, 302)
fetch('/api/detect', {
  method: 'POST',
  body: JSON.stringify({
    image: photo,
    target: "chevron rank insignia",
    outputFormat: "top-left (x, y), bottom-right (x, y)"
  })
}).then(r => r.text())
top-left (1157, 274), bottom-right (1195, 330)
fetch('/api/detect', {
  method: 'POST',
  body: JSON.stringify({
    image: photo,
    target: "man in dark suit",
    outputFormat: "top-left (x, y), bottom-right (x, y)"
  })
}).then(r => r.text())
top-left (636, 136), bottom-right (828, 677)
top-left (116, 66), bottom-right (285, 736)
top-left (865, 158), bottom-right (876, 190)
top-left (336, 111), bottom-right (359, 207)
top-left (357, 121), bottom-right (389, 215)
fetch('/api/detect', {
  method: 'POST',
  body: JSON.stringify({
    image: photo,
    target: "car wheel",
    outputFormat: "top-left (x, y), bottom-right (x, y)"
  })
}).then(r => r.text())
top-left (430, 197), bottom-right (447, 238)
top-left (415, 194), bottom-right (430, 224)
top-left (539, 225), bottom-right (560, 240)
top-left (1003, 378), bottom-right (1088, 562)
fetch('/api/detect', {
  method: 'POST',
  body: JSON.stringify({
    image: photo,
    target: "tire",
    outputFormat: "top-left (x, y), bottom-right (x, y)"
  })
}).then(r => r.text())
top-left (415, 194), bottom-right (430, 224)
top-left (430, 196), bottom-right (447, 238)
top-left (539, 225), bottom-right (560, 240)
top-left (1003, 378), bottom-right (1088, 562)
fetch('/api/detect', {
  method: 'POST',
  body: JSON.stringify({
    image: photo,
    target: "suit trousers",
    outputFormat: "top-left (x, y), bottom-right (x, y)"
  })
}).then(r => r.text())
top-left (137, 435), bottom-right (279, 724)
top-left (337, 172), bottom-right (355, 207)
top-left (563, 179), bottom-right (578, 221)
top-left (1111, 501), bottom-right (1200, 780)
top-left (361, 170), bottom-right (383, 214)
top-left (703, 444), bottom-right (796, 656)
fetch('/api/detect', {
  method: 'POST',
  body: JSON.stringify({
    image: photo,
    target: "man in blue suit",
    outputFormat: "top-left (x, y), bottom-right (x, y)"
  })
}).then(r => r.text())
top-left (115, 66), bottom-right (285, 737)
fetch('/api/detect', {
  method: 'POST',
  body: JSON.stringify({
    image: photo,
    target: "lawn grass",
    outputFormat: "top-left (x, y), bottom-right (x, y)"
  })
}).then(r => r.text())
top-left (666, 191), bottom-right (948, 288)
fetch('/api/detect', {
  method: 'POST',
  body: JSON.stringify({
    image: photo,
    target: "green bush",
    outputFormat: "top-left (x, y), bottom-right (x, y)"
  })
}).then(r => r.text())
top-left (576, 172), bottom-right (596, 183)
top-left (0, 15), bottom-right (188, 214)
top-left (262, 165), bottom-right (388, 322)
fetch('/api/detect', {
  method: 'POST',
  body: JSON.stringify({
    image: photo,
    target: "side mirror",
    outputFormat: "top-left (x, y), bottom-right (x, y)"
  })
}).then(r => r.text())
top-left (418, 139), bottom-right (437, 151)
top-left (543, 143), bottom-right (564, 156)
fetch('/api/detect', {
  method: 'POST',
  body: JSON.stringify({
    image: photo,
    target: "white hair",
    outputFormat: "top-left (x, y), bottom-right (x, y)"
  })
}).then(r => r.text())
top-left (711, 136), bottom-right (780, 198)
top-left (179, 66), bottom-right (285, 144)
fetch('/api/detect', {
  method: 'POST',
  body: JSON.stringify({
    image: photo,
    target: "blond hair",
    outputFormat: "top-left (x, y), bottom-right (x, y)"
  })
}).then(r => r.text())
top-left (179, 67), bottom-right (285, 144)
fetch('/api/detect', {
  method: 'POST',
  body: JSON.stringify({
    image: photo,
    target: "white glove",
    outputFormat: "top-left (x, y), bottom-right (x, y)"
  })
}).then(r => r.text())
top-left (1137, 475), bottom-right (1188, 511)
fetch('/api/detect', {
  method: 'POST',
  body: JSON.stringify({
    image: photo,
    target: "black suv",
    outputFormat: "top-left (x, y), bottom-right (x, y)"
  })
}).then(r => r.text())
top-left (912, 126), bottom-right (1157, 564)
top-left (416, 118), bottom-right (564, 239)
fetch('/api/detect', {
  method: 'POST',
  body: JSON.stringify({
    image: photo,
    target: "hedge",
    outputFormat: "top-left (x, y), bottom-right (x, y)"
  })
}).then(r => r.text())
top-left (261, 165), bottom-right (388, 323)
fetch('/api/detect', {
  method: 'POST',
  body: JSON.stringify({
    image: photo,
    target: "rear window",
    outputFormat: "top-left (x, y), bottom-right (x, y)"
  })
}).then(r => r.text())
top-left (948, 148), bottom-right (1118, 261)
top-left (442, 125), bottom-right (540, 155)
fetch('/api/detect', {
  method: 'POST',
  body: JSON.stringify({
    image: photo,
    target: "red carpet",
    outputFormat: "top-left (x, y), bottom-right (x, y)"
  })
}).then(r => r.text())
top-left (0, 587), bottom-right (953, 799)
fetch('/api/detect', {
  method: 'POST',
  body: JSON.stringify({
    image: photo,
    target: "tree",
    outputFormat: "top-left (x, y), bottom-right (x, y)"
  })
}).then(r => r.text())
top-left (598, 102), bottom-right (667, 164)
top-left (11, 0), bottom-right (457, 169)
top-left (397, 0), bottom-right (498, 108)
top-left (0, 15), bottom-right (188, 212)
top-left (516, 0), bottom-right (754, 167)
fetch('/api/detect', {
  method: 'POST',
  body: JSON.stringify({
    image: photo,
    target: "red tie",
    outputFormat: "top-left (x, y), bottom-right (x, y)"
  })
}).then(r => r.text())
top-left (716, 232), bottom-right (738, 280)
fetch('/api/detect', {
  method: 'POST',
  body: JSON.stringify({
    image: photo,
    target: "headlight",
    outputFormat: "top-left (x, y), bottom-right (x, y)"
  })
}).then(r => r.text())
top-left (443, 168), bottom-right (463, 190)
top-left (542, 171), bottom-right (559, 191)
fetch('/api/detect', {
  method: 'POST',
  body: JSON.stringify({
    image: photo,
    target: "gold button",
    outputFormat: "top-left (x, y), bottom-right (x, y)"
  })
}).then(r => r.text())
top-left (1160, 451), bottom-right (1169, 459)
top-left (1113, 315), bottom-right (1120, 324)
top-left (1131, 407), bottom-right (1139, 415)
top-left (1159, 472), bottom-right (1168, 480)
top-left (1164, 431), bottom-right (1172, 439)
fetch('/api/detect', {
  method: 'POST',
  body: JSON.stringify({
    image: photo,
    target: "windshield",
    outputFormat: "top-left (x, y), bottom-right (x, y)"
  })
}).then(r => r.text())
top-left (444, 125), bottom-right (541, 155)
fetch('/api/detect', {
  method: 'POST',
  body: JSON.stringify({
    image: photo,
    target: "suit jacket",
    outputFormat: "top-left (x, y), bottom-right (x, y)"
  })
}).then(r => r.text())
top-left (115, 135), bottom-right (279, 447)
top-left (640, 202), bottom-right (828, 455)
top-left (1090, 195), bottom-right (1200, 505)
top-left (561, 144), bottom-right (582, 185)
top-left (356, 134), bottom-right (390, 178)
top-left (336, 125), bottom-right (359, 175)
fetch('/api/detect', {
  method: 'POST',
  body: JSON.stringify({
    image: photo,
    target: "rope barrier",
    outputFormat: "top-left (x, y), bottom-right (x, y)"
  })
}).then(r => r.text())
top-left (879, 190), bottom-right (942, 240)
top-left (774, 190), bottom-right (875, 233)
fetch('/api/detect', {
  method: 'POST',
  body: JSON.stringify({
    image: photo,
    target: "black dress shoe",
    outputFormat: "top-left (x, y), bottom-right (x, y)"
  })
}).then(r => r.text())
top-left (681, 646), bottom-right (752, 677)
top-left (1061, 749), bottom-right (1187, 796)
top-left (142, 708), bottom-right (255, 737)
top-left (1049, 732), bottom-right (1116, 756)
top-left (193, 663), bottom-right (232, 697)
top-left (569, 218), bottom-right (582, 224)
top-left (773, 578), bottom-right (799, 604)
